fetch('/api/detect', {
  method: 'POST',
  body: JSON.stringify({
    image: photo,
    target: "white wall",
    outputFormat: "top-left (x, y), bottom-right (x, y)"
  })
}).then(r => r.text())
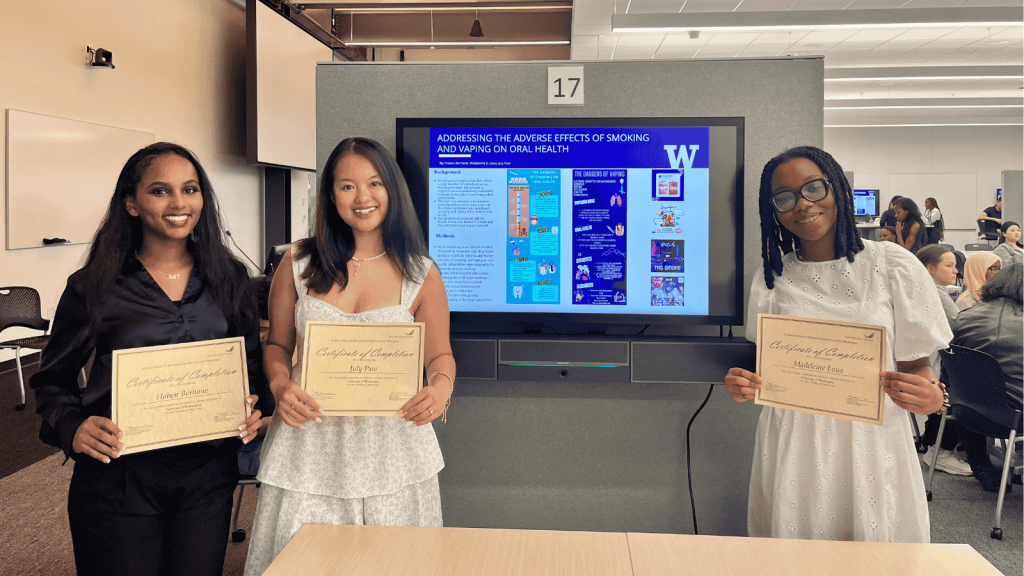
top-left (825, 126), bottom-right (1024, 251)
top-left (1, 0), bottom-right (263, 362)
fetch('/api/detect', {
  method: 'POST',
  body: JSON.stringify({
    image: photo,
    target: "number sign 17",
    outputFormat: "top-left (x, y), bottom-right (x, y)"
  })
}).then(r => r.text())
top-left (547, 67), bottom-right (584, 106)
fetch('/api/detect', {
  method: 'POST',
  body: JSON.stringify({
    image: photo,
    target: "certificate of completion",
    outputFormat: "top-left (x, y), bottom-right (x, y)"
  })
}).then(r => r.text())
top-left (755, 314), bottom-right (887, 426)
top-left (111, 337), bottom-right (251, 455)
top-left (301, 321), bottom-right (425, 416)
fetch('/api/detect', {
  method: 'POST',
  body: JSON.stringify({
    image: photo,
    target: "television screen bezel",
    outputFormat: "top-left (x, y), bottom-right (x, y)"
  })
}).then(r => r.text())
top-left (395, 116), bottom-right (745, 328)
top-left (853, 189), bottom-right (880, 217)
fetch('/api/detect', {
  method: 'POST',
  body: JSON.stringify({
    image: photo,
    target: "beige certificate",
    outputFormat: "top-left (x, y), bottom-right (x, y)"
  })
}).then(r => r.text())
top-left (301, 321), bottom-right (424, 416)
top-left (755, 313), bottom-right (887, 426)
top-left (111, 337), bottom-right (251, 455)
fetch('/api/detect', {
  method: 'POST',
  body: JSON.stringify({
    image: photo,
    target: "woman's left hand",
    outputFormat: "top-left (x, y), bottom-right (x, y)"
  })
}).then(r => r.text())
top-left (238, 394), bottom-right (263, 444)
top-left (397, 385), bottom-right (451, 427)
top-left (879, 371), bottom-right (942, 415)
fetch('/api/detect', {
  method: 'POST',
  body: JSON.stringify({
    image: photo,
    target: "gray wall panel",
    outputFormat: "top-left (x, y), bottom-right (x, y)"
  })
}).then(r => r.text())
top-left (317, 58), bottom-right (823, 535)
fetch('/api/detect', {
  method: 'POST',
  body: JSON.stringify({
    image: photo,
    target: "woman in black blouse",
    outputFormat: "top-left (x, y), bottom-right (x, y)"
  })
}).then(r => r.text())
top-left (30, 142), bottom-right (265, 576)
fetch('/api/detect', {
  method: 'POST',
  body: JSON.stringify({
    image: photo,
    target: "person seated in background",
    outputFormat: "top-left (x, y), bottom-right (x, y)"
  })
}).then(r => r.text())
top-left (879, 226), bottom-right (898, 243)
top-left (922, 197), bottom-right (945, 245)
top-left (879, 195), bottom-right (903, 228)
top-left (956, 251), bottom-right (1002, 310)
top-left (237, 276), bottom-right (275, 477)
top-left (950, 263), bottom-right (1023, 491)
top-left (979, 198), bottom-right (1003, 226)
top-left (915, 246), bottom-right (971, 476)
top-left (894, 197), bottom-right (926, 254)
top-left (992, 221), bottom-right (1023, 267)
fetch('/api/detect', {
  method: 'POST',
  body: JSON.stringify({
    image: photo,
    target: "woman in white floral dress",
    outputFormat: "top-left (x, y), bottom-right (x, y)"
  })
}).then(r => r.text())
top-left (724, 146), bottom-right (951, 543)
top-left (245, 138), bottom-right (456, 575)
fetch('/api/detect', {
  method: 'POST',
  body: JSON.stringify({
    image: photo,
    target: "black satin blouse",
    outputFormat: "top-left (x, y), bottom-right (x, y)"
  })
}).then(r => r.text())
top-left (30, 256), bottom-right (264, 460)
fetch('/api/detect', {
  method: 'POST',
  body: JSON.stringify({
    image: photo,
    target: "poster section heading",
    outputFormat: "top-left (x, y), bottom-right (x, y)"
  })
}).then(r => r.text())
top-left (431, 127), bottom-right (709, 170)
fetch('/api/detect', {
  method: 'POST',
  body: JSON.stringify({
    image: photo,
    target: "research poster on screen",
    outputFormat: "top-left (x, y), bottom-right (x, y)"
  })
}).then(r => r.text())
top-left (427, 126), bottom-right (710, 317)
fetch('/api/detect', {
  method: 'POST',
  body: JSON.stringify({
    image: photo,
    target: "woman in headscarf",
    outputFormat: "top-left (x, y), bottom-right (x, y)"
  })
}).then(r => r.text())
top-left (955, 251), bottom-right (1002, 310)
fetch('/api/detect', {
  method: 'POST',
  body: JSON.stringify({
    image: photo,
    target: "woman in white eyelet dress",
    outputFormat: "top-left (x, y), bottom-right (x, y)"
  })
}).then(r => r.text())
top-left (725, 147), bottom-right (951, 543)
top-left (244, 138), bottom-right (455, 576)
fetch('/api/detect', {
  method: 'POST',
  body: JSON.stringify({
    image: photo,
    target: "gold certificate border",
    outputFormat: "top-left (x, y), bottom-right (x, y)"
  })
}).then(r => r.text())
top-left (756, 314), bottom-right (887, 425)
top-left (301, 321), bottom-right (425, 416)
top-left (112, 336), bottom-right (251, 454)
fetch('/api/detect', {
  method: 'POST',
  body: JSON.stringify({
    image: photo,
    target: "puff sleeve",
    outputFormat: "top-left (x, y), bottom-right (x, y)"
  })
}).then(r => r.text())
top-left (883, 243), bottom-right (953, 361)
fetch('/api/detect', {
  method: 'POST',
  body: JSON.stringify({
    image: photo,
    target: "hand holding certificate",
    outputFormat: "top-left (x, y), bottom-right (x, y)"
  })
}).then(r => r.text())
top-left (111, 337), bottom-right (253, 454)
top-left (754, 314), bottom-right (887, 426)
top-left (301, 321), bottom-right (425, 416)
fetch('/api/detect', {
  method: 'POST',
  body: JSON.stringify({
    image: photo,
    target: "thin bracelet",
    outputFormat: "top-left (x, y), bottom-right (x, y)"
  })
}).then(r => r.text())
top-left (427, 372), bottom-right (454, 423)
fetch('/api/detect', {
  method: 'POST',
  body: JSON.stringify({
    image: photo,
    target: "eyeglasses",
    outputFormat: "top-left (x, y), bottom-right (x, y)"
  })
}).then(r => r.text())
top-left (770, 178), bottom-right (831, 213)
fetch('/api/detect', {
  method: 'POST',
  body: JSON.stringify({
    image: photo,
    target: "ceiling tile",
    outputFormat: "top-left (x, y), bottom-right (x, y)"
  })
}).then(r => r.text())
top-left (617, 33), bottom-right (666, 45)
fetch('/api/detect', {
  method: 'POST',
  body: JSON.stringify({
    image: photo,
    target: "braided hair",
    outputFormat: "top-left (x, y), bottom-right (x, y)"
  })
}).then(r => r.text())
top-left (759, 146), bottom-right (864, 289)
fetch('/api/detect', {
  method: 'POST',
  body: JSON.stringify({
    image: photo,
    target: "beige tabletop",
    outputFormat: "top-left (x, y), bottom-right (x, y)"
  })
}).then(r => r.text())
top-left (627, 532), bottom-right (1003, 576)
top-left (261, 524), bottom-right (634, 576)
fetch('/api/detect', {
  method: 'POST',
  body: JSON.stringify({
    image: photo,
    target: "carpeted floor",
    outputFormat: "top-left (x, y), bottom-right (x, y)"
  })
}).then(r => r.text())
top-left (0, 359), bottom-right (59, 479)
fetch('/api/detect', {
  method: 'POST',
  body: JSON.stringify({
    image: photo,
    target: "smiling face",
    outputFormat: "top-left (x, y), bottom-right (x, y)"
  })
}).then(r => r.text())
top-left (332, 153), bottom-right (389, 236)
top-left (1004, 224), bottom-right (1021, 245)
top-left (928, 252), bottom-right (958, 286)
top-left (771, 158), bottom-right (837, 258)
top-left (125, 153), bottom-right (203, 245)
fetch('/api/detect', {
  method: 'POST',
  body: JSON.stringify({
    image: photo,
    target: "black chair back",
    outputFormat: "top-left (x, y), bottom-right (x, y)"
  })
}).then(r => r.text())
top-left (0, 287), bottom-right (49, 333)
top-left (939, 345), bottom-right (1023, 435)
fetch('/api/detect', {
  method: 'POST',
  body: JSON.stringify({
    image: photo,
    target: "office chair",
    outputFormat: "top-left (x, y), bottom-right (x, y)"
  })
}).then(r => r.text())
top-left (0, 287), bottom-right (51, 411)
top-left (963, 243), bottom-right (993, 252)
top-left (938, 243), bottom-right (955, 252)
top-left (934, 345), bottom-right (1022, 540)
top-left (977, 219), bottom-right (999, 245)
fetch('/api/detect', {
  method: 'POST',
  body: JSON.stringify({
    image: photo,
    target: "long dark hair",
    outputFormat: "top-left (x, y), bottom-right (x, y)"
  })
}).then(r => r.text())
top-left (925, 197), bottom-right (945, 240)
top-left (895, 197), bottom-right (925, 242)
top-left (980, 263), bottom-right (1022, 312)
top-left (297, 137), bottom-right (429, 293)
top-left (81, 142), bottom-right (256, 334)
top-left (758, 146), bottom-right (863, 289)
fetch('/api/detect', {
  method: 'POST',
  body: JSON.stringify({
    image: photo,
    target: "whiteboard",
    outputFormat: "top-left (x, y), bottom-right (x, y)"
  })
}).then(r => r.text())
top-left (6, 110), bottom-right (155, 249)
top-left (888, 173), bottom-right (977, 230)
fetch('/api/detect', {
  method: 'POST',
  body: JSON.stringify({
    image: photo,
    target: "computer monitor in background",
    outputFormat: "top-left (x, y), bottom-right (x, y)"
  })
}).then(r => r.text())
top-left (853, 189), bottom-right (880, 218)
top-left (997, 188), bottom-right (1002, 201)
top-left (264, 244), bottom-right (290, 277)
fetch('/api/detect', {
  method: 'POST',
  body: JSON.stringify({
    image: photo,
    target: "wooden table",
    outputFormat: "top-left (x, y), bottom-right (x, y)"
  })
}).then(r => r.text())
top-left (626, 532), bottom-right (1002, 576)
top-left (261, 525), bottom-right (1001, 576)
top-left (261, 525), bottom-right (633, 576)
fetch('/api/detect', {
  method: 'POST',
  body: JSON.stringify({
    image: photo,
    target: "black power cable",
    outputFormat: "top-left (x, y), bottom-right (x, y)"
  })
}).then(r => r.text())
top-left (685, 383), bottom-right (715, 535)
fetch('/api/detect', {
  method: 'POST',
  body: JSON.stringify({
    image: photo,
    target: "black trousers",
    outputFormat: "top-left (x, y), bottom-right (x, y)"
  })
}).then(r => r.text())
top-left (67, 441), bottom-right (239, 576)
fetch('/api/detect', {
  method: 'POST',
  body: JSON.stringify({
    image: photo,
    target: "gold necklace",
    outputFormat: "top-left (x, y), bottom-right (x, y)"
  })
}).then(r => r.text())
top-left (350, 251), bottom-right (387, 276)
top-left (136, 251), bottom-right (191, 280)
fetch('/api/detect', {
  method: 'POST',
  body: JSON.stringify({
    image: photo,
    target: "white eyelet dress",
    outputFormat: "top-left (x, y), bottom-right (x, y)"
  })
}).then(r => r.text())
top-left (745, 240), bottom-right (952, 543)
top-left (244, 250), bottom-right (444, 576)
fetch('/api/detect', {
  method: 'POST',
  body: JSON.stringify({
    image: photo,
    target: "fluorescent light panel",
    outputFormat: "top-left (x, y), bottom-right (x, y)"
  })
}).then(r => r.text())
top-left (826, 105), bottom-right (1023, 110)
top-left (825, 76), bottom-right (1023, 82)
top-left (346, 40), bottom-right (570, 46)
top-left (826, 123), bottom-right (1024, 127)
top-left (611, 7), bottom-right (1023, 33)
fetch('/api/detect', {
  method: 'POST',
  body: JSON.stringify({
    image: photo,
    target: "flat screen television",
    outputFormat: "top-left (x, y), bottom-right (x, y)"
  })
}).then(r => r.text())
top-left (853, 189), bottom-right (880, 217)
top-left (396, 117), bottom-right (744, 328)
top-left (997, 188), bottom-right (1002, 201)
